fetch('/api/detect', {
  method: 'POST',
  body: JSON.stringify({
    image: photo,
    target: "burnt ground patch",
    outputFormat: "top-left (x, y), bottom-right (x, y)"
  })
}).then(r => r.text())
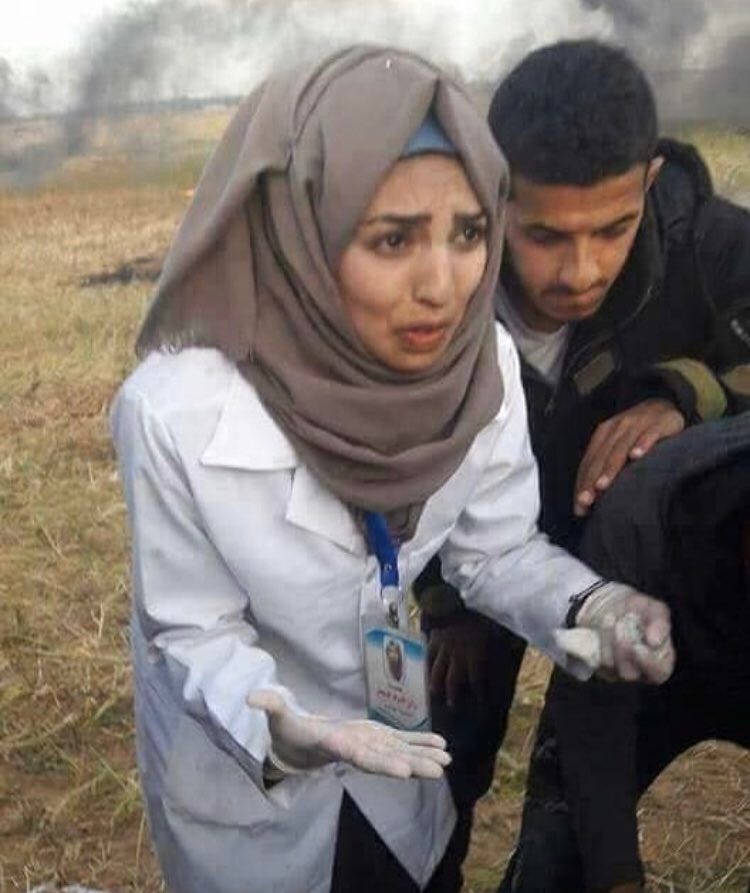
top-left (80, 255), bottom-right (162, 287)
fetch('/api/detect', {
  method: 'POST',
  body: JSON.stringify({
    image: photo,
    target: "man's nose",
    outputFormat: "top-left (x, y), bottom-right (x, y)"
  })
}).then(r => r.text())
top-left (413, 246), bottom-right (452, 306)
top-left (559, 239), bottom-right (600, 293)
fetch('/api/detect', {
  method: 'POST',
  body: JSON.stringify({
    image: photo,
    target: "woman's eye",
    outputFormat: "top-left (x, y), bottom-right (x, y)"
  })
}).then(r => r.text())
top-left (462, 224), bottom-right (484, 242)
top-left (371, 230), bottom-right (408, 253)
top-left (456, 221), bottom-right (487, 246)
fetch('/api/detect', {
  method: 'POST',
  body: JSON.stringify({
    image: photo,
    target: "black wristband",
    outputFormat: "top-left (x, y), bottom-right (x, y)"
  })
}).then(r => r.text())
top-left (565, 580), bottom-right (607, 629)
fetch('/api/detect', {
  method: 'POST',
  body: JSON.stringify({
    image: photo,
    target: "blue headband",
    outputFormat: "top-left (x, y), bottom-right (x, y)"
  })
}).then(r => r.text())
top-left (400, 112), bottom-right (457, 158)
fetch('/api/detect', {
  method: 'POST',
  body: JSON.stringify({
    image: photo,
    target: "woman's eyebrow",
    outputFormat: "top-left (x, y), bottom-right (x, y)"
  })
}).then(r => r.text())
top-left (361, 213), bottom-right (431, 227)
top-left (455, 211), bottom-right (488, 221)
top-left (362, 209), bottom-right (487, 227)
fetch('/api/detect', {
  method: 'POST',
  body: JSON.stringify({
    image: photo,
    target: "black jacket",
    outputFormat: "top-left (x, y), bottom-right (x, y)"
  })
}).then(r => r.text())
top-left (543, 413), bottom-right (750, 892)
top-left (580, 410), bottom-right (750, 672)
top-left (499, 139), bottom-right (750, 549)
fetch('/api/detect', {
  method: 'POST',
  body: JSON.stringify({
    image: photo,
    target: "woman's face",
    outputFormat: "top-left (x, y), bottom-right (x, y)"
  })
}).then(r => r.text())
top-left (337, 154), bottom-right (488, 373)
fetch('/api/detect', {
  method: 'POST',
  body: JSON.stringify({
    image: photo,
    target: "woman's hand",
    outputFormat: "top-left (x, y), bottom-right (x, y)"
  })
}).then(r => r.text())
top-left (247, 690), bottom-right (451, 779)
top-left (554, 582), bottom-right (675, 684)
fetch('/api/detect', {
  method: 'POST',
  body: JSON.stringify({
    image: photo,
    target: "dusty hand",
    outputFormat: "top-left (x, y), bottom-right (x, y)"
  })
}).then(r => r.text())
top-left (428, 616), bottom-right (492, 708)
top-left (574, 399), bottom-right (685, 516)
top-left (554, 582), bottom-right (675, 684)
top-left (247, 690), bottom-right (451, 779)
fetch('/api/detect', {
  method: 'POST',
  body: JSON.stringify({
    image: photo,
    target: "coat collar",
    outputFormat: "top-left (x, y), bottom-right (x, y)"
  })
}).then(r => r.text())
top-left (201, 367), bottom-right (364, 555)
top-left (201, 367), bottom-right (298, 471)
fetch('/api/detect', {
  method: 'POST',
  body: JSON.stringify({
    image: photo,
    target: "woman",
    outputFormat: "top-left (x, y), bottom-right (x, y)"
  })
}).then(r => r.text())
top-left (112, 46), bottom-right (673, 893)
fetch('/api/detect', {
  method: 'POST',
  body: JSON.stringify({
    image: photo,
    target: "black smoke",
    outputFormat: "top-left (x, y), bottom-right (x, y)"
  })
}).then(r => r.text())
top-left (578, 0), bottom-right (750, 122)
top-left (63, 0), bottom-right (291, 152)
top-left (3, 0), bottom-right (748, 188)
top-left (579, 0), bottom-right (707, 63)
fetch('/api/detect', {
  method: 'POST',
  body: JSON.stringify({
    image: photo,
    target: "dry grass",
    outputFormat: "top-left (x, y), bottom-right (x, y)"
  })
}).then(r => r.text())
top-left (671, 125), bottom-right (750, 206)
top-left (0, 116), bottom-right (748, 892)
top-left (465, 655), bottom-right (750, 893)
top-left (0, 172), bottom-right (188, 890)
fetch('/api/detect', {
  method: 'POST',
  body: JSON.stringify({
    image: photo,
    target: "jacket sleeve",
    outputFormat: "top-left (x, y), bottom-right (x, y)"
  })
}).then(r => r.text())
top-left (642, 196), bottom-right (750, 421)
top-left (111, 384), bottom-right (307, 799)
top-left (439, 330), bottom-right (601, 675)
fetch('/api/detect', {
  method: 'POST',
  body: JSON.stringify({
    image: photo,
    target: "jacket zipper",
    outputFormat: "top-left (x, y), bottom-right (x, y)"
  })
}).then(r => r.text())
top-left (543, 282), bottom-right (657, 419)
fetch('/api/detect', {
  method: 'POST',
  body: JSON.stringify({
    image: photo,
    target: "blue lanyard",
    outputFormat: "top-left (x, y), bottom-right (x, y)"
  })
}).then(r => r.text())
top-left (364, 511), bottom-right (402, 628)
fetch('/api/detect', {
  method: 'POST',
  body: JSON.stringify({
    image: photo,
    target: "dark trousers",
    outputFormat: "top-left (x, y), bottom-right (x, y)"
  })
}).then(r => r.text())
top-left (498, 659), bottom-right (750, 893)
top-left (331, 619), bottom-right (525, 893)
top-left (330, 793), bottom-right (472, 893)
top-left (431, 620), bottom-right (526, 810)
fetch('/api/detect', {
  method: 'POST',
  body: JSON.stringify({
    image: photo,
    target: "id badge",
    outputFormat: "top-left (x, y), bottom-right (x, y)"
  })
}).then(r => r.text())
top-left (362, 613), bottom-right (430, 731)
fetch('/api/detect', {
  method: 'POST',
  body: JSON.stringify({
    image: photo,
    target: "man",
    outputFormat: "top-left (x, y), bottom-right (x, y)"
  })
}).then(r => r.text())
top-left (416, 38), bottom-right (750, 891)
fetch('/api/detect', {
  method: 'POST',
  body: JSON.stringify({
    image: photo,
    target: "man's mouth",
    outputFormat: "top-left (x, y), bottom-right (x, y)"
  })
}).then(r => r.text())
top-left (547, 287), bottom-right (606, 314)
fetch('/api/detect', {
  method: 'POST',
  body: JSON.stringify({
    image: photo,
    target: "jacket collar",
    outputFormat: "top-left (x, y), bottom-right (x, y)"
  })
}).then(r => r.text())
top-left (201, 367), bottom-right (298, 471)
top-left (200, 367), bottom-right (364, 554)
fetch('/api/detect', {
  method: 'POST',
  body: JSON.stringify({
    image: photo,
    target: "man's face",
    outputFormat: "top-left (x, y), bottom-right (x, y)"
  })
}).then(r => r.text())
top-left (505, 160), bottom-right (661, 332)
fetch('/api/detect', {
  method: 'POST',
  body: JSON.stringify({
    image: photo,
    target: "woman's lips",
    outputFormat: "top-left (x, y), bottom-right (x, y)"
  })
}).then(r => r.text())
top-left (396, 324), bottom-right (450, 352)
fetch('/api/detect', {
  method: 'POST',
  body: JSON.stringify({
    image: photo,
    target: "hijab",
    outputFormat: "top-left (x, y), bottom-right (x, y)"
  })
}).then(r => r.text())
top-left (136, 46), bottom-right (509, 538)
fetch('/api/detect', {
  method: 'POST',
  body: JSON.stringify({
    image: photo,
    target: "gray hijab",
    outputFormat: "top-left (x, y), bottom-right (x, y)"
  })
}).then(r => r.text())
top-left (137, 46), bottom-right (509, 538)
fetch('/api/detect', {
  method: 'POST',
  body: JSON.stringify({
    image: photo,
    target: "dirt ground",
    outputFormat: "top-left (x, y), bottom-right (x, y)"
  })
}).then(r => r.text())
top-left (0, 113), bottom-right (748, 892)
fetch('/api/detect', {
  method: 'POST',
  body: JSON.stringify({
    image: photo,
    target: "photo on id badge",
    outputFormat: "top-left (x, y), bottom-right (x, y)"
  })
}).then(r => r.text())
top-left (384, 636), bottom-right (405, 684)
top-left (363, 623), bottom-right (430, 731)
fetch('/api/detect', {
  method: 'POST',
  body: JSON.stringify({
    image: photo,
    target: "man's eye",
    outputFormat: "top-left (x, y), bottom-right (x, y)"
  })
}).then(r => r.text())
top-left (599, 224), bottom-right (630, 240)
top-left (527, 230), bottom-right (561, 246)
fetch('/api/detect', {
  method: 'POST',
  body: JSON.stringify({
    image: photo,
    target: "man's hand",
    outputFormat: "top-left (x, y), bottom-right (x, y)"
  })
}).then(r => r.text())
top-left (247, 690), bottom-right (451, 779)
top-left (574, 399), bottom-right (685, 516)
top-left (428, 615), bottom-right (493, 708)
top-left (554, 582), bottom-right (675, 684)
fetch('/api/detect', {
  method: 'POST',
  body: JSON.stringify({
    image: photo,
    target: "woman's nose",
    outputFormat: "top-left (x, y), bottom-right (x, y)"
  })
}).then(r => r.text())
top-left (413, 247), bottom-right (452, 306)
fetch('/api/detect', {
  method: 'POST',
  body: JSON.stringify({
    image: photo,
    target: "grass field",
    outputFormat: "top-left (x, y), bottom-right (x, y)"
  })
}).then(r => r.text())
top-left (0, 108), bottom-right (748, 892)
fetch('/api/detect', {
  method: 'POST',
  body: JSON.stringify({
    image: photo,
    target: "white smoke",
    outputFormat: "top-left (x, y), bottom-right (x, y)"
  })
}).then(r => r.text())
top-left (5, 0), bottom-right (748, 118)
top-left (5, 0), bottom-right (617, 117)
top-left (2, 0), bottom-right (747, 187)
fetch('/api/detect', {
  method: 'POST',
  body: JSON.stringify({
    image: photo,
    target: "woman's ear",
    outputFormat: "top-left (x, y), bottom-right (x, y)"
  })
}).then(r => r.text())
top-left (645, 155), bottom-right (664, 192)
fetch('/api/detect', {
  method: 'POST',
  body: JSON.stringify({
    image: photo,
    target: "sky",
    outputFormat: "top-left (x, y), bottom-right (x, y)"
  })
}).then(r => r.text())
top-left (2, 0), bottom-right (748, 119)
top-left (4, 0), bottom-right (747, 69)
top-left (2, 0), bottom-right (587, 73)
top-left (2, 0), bottom-right (610, 113)
top-left (2, 0), bottom-right (131, 68)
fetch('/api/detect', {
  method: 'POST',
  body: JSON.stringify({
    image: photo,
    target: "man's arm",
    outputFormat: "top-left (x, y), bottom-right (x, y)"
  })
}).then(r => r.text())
top-left (575, 195), bottom-right (750, 516)
top-left (640, 196), bottom-right (750, 422)
top-left (573, 398), bottom-right (685, 516)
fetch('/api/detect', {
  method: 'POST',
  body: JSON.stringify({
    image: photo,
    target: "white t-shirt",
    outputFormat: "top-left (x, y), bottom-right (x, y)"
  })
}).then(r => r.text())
top-left (497, 289), bottom-right (570, 387)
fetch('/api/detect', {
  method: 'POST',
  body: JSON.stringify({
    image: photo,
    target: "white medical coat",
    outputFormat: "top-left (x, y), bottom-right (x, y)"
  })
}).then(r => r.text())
top-left (111, 325), bottom-right (599, 893)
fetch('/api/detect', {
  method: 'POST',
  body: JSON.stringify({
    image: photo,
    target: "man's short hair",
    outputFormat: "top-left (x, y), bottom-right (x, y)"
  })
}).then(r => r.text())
top-left (488, 40), bottom-right (658, 186)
